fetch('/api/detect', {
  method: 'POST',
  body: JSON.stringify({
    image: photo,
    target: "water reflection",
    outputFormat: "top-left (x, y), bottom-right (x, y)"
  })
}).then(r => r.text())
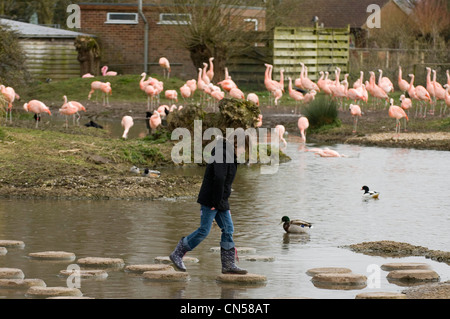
top-left (0, 142), bottom-right (449, 299)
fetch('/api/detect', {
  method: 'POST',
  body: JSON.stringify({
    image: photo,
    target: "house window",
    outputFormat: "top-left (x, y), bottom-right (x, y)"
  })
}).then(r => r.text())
top-left (158, 13), bottom-right (191, 25)
top-left (106, 13), bottom-right (139, 24)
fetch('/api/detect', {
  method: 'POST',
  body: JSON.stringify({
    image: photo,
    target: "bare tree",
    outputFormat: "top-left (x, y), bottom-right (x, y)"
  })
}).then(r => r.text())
top-left (159, 0), bottom-right (267, 81)
top-left (412, 0), bottom-right (450, 49)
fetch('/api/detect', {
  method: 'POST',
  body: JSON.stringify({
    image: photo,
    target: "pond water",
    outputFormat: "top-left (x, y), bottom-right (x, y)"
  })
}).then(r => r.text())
top-left (0, 139), bottom-right (449, 299)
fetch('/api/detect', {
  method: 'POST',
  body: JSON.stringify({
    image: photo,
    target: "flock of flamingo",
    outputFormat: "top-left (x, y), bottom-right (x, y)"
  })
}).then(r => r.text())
top-left (1, 56), bottom-right (450, 144)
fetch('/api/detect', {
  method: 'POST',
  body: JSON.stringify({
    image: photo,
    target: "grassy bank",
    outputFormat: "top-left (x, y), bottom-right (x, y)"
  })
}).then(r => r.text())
top-left (0, 125), bottom-right (201, 199)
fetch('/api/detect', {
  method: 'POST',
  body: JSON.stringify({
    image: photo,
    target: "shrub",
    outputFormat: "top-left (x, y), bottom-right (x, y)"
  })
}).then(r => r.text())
top-left (0, 25), bottom-right (30, 88)
top-left (302, 95), bottom-right (341, 130)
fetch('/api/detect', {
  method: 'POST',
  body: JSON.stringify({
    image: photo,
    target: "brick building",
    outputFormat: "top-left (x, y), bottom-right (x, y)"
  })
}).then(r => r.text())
top-left (79, 2), bottom-right (266, 79)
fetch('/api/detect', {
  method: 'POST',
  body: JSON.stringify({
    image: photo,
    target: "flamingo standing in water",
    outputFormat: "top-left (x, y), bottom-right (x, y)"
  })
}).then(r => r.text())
top-left (0, 85), bottom-right (17, 123)
top-left (274, 124), bottom-right (287, 149)
top-left (297, 116), bottom-right (309, 143)
top-left (61, 96), bottom-right (86, 125)
top-left (349, 104), bottom-right (362, 133)
top-left (388, 98), bottom-right (408, 135)
top-left (159, 57), bottom-right (171, 79)
top-left (23, 100), bottom-right (51, 128)
top-left (121, 115), bottom-right (134, 139)
top-left (59, 100), bottom-right (78, 128)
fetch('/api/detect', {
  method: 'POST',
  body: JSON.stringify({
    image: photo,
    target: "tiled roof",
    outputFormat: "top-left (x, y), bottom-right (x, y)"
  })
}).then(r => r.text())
top-left (0, 18), bottom-right (92, 38)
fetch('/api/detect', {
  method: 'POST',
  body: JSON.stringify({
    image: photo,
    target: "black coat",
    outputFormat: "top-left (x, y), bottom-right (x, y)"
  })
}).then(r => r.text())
top-left (197, 138), bottom-right (237, 211)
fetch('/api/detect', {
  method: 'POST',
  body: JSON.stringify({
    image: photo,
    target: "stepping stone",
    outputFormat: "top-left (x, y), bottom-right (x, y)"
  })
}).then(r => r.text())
top-left (77, 257), bottom-right (125, 269)
top-left (47, 296), bottom-right (94, 299)
top-left (142, 270), bottom-right (190, 282)
top-left (0, 268), bottom-right (25, 279)
top-left (0, 240), bottom-right (25, 249)
top-left (240, 255), bottom-right (275, 262)
top-left (311, 273), bottom-right (367, 290)
top-left (0, 279), bottom-right (46, 289)
top-left (154, 256), bottom-right (199, 264)
top-left (381, 262), bottom-right (431, 271)
top-left (387, 269), bottom-right (440, 284)
top-left (210, 247), bottom-right (256, 253)
top-left (124, 264), bottom-right (174, 274)
top-left (29, 251), bottom-right (76, 261)
top-left (26, 286), bottom-right (82, 298)
top-left (59, 269), bottom-right (108, 279)
top-left (355, 292), bottom-right (407, 299)
top-left (306, 267), bottom-right (352, 277)
top-left (216, 273), bottom-right (267, 285)
top-left (0, 247), bottom-right (6, 255)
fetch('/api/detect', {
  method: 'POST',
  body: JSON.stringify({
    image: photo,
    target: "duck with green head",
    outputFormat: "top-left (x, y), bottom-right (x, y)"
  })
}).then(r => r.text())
top-left (281, 216), bottom-right (312, 234)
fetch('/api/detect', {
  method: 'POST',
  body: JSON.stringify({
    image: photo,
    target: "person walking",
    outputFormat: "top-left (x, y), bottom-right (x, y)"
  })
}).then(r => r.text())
top-left (169, 136), bottom-right (248, 275)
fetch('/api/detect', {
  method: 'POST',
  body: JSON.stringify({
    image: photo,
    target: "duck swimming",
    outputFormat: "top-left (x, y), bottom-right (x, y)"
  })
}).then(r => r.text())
top-left (281, 216), bottom-right (312, 234)
top-left (361, 185), bottom-right (379, 199)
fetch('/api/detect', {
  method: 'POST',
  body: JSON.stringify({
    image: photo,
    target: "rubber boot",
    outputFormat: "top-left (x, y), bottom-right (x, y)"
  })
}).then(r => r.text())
top-left (169, 238), bottom-right (188, 272)
top-left (221, 247), bottom-right (247, 275)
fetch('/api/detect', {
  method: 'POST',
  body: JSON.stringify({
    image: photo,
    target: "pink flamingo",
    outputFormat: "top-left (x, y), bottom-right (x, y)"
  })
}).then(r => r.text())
top-left (159, 57), bottom-right (171, 79)
top-left (432, 69), bottom-right (446, 116)
top-left (101, 66), bottom-right (117, 76)
top-left (165, 90), bottom-right (178, 104)
top-left (288, 77), bottom-right (304, 108)
top-left (299, 63), bottom-right (319, 91)
top-left (149, 110), bottom-right (161, 133)
top-left (0, 85), bottom-right (17, 123)
top-left (426, 67), bottom-right (436, 99)
top-left (378, 69), bottom-right (394, 94)
top-left (274, 124), bottom-right (287, 148)
top-left (82, 73), bottom-right (95, 78)
top-left (186, 79), bottom-right (197, 96)
top-left (202, 63), bottom-right (211, 86)
top-left (264, 64), bottom-right (279, 104)
top-left (229, 87), bottom-right (245, 100)
top-left (139, 73), bottom-right (153, 91)
top-left (388, 98), bottom-right (408, 135)
top-left (315, 148), bottom-right (342, 157)
top-left (272, 88), bottom-right (283, 106)
top-left (447, 70), bottom-right (450, 87)
top-left (59, 100), bottom-right (79, 128)
top-left (442, 84), bottom-right (450, 116)
top-left (369, 71), bottom-right (389, 108)
top-left (303, 90), bottom-right (316, 104)
top-left (144, 85), bottom-right (157, 110)
top-left (409, 74), bottom-right (431, 117)
top-left (23, 100), bottom-right (51, 128)
top-left (297, 116), bottom-right (309, 143)
top-left (319, 71), bottom-right (333, 96)
top-left (349, 104), bottom-right (362, 133)
top-left (247, 93), bottom-right (260, 106)
top-left (61, 95), bottom-right (86, 125)
top-left (398, 66), bottom-right (410, 93)
top-left (255, 114), bottom-right (263, 128)
top-left (88, 80), bottom-right (111, 106)
top-left (353, 71), bottom-right (364, 89)
top-left (180, 84), bottom-right (192, 102)
top-left (121, 115), bottom-right (134, 139)
top-left (206, 57), bottom-right (215, 82)
top-left (400, 94), bottom-right (412, 131)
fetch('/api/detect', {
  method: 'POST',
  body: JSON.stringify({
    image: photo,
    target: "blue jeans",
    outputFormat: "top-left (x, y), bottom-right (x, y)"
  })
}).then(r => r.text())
top-left (182, 205), bottom-right (235, 251)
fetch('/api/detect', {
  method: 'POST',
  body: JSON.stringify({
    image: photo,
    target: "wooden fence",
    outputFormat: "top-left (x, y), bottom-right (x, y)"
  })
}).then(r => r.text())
top-left (20, 39), bottom-right (80, 81)
top-left (272, 26), bottom-right (350, 82)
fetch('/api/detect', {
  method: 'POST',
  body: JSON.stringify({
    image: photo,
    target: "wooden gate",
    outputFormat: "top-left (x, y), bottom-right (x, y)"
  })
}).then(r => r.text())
top-left (273, 26), bottom-right (350, 82)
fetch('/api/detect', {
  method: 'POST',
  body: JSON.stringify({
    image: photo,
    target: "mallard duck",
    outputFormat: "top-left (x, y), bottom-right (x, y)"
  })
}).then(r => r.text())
top-left (361, 185), bottom-right (379, 199)
top-left (281, 216), bottom-right (312, 234)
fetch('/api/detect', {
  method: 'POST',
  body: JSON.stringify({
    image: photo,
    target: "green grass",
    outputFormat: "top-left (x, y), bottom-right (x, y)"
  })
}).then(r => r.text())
top-left (21, 74), bottom-right (187, 104)
top-left (302, 95), bottom-right (341, 131)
